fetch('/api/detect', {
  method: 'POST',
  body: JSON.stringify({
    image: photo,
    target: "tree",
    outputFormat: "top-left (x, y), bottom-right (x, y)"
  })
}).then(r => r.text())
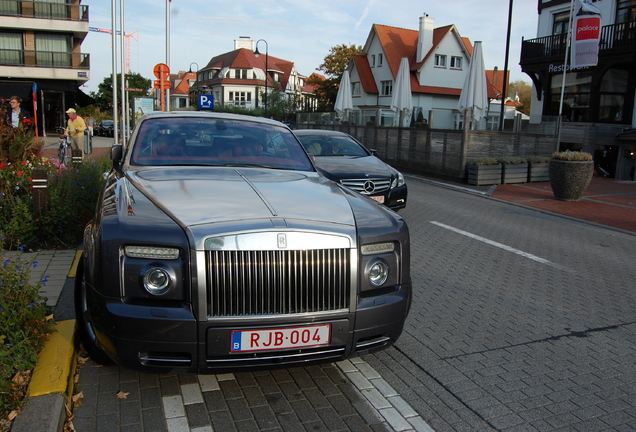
top-left (311, 44), bottom-right (363, 111)
top-left (318, 43), bottom-right (363, 80)
top-left (306, 74), bottom-right (338, 112)
top-left (508, 80), bottom-right (532, 115)
top-left (94, 72), bottom-right (151, 115)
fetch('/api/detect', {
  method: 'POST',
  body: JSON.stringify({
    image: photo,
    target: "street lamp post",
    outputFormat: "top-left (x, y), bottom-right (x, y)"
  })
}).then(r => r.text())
top-left (188, 62), bottom-right (199, 107)
top-left (254, 39), bottom-right (268, 117)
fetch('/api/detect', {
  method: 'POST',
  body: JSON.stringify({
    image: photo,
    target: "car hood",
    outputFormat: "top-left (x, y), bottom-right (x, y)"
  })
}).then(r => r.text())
top-left (313, 155), bottom-right (393, 180)
top-left (126, 166), bottom-right (356, 229)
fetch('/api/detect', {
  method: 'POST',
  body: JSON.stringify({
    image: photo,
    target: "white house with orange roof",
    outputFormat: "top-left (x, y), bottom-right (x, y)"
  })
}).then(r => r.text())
top-left (168, 70), bottom-right (197, 109)
top-left (188, 37), bottom-right (316, 113)
top-left (348, 14), bottom-right (507, 129)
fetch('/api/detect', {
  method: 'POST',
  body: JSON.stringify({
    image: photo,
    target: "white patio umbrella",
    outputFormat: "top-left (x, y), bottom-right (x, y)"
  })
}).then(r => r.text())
top-left (334, 70), bottom-right (353, 121)
top-left (458, 41), bottom-right (488, 130)
top-left (390, 57), bottom-right (413, 127)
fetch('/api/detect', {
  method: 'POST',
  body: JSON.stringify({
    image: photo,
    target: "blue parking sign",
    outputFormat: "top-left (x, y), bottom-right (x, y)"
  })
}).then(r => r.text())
top-left (198, 94), bottom-right (214, 110)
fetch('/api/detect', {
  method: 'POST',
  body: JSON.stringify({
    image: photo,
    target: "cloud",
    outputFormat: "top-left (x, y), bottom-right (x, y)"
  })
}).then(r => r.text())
top-left (356, 0), bottom-right (379, 31)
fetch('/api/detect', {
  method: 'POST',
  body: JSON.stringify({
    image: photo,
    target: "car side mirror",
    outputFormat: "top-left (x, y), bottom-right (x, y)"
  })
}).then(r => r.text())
top-left (369, 148), bottom-right (378, 156)
top-left (111, 144), bottom-right (123, 172)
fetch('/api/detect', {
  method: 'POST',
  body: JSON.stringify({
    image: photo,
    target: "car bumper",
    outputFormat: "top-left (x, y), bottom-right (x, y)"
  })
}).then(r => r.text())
top-left (371, 184), bottom-right (407, 210)
top-left (87, 284), bottom-right (411, 374)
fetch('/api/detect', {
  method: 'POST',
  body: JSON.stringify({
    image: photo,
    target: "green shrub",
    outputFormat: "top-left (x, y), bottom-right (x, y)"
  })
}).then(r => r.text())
top-left (551, 150), bottom-right (593, 161)
top-left (0, 156), bottom-right (111, 250)
top-left (499, 156), bottom-right (527, 164)
top-left (0, 251), bottom-right (54, 417)
top-left (472, 158), bottom-right (499, 165)
top-left (37, 155), bottom-right (111, 249)
top-left (0, 158), bottom-right (55, 251)
top-left (527, 155), bottom-right (551, 163)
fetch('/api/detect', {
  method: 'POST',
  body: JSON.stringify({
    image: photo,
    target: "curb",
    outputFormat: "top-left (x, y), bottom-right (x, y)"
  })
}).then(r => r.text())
top-left (11, 252), bottom-right (81, 432)
top-left (12, 320), bottom-right (77, 432)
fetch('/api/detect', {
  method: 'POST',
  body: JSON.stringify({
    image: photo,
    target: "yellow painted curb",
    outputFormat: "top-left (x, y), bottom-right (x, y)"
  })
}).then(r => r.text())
top-left (28, 319), bottom-right (76, 401)
top-left (68, 250), bottom-right (82, 278)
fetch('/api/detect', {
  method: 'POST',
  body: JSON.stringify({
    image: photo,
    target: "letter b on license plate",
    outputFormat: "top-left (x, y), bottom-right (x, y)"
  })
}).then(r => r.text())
top-left (231, 324), bottom-right (331, 352)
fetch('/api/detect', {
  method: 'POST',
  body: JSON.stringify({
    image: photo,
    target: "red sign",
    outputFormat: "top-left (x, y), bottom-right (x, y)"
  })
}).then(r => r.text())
top-left (153, 63), bottom-right (170, 80)
top-left (575, 17), bottom-right (601, 41)
top-left (570, 0), bottom-right (602, 68)
top-left (153, 80), bottom-right (171, 89)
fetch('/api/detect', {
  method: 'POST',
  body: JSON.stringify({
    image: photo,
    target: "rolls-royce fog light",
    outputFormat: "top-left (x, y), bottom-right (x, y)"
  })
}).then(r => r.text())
top-left (143, 268), bottom-right (171, 295)
top-left (368, 260), bottom-right (389, 286)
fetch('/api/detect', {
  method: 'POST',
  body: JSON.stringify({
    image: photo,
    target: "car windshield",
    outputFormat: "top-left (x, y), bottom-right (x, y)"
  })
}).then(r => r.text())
top-left (296, 134), bottom-right (370, 157)
top-left (129, 117), bottom-right (314, 171)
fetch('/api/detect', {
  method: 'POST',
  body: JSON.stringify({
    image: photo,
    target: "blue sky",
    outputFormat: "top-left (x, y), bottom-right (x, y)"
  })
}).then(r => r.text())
top-left (81, 0), bottom-right (539, 94)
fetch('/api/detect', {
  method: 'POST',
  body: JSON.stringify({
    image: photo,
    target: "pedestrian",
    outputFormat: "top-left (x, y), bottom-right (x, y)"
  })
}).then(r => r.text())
top-left (85, 115), bottom-right (95, 136)
top-left (64, 108), bottom-right (87, 151)
top-left (5, 95), bottom-right (32, 129)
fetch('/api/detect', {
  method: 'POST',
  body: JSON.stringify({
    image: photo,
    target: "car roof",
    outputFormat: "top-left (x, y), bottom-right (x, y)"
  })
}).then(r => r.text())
top-left (294, 129), bottom-right (349, 137)
top-left (137, 111), bottom-right (288, 129)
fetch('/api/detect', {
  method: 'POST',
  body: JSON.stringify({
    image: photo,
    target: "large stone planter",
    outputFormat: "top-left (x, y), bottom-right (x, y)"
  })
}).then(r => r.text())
top-left (548, 159), bottom-right (594, 201)
top-left (467, 163), bottom-right (501, 186)
top-left (502, 162), bottom-right (528, 184)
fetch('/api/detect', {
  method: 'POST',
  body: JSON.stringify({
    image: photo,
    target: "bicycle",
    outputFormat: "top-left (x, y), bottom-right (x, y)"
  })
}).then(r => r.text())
top-left (57, 127), bottom-right (73, 166)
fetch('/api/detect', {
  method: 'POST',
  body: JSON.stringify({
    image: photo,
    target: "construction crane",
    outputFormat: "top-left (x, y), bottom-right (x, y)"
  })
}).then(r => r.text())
top-left (89, 26), bottom-right (138, 73)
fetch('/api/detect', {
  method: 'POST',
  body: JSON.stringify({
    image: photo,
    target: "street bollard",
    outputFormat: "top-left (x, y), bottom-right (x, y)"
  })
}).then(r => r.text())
top-left (72, 149), bottom-right (82, 164)
top-left (32, 166), bottom-right (48, 219)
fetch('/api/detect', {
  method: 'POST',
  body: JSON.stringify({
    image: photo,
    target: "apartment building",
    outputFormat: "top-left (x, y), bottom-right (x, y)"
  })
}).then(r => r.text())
top-left (0, 0), bottom-right (90, 134)
top-left (520, 0), bottom-right (636, 179)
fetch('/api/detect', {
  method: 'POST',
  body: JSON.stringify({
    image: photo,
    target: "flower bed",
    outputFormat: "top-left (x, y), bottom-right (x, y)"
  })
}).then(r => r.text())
top-left (0, 251), bottom-right (54, 419)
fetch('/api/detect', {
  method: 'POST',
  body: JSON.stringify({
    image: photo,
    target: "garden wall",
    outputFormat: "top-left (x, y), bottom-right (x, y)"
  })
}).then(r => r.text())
top-left (295, 123), bottom-right (558, 182)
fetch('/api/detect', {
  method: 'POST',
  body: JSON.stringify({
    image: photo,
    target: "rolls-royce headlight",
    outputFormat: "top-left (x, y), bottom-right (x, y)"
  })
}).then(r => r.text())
top-left (391, 171), bottom-right (405, 188)
top-left (368, 260), bottom-right (389, 286)
top-left (143, 268), bottom-right (171, 295)
top-left (361, 242), bottom-right (395, 255)
top-left (125, 246), bottom-right (179, 260)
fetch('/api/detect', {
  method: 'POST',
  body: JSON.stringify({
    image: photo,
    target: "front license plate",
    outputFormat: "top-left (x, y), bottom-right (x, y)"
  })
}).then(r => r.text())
top-left (230, 324), bottom-right (331, 352)
top-left (370, 195), bottom-right (385, 204)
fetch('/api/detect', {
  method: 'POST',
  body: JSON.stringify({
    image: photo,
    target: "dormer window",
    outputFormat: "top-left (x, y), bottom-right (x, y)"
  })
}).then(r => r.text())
top-left (378, 53), bottom-right (383, 66)
top-left (450, 56), bottom-right (462, 69)
top-left (371, 55), bottom-right (376, 67)
top-left (435, 55), bottom-right (447, 68)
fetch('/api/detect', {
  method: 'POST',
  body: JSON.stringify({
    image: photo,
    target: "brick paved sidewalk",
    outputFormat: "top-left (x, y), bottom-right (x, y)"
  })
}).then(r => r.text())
top-left (491, 177), bottom-right (636, 233)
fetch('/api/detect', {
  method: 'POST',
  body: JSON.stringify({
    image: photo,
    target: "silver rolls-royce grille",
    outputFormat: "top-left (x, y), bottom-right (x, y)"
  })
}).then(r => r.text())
top-left (206, 249), bottom-right (351, 317)
top-left (340, 178), bottom-right (391, 194)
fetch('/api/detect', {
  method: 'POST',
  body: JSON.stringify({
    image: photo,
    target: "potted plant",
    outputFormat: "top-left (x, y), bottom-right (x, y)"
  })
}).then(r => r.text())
top-left (467, 158), bottom-right (501, 186)
top-left (549, 150), bottom-right (594, 201)
top-left (527, 155), bottom-right (551, 182)
top-left (500, 157), bottom-right (528, 184)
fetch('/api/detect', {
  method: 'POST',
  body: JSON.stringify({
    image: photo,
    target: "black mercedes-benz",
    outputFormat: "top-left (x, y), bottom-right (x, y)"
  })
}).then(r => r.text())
top-left (294, 129), bottom-right (407, 210)
top-left (77, 112), bottom-right (411, 373)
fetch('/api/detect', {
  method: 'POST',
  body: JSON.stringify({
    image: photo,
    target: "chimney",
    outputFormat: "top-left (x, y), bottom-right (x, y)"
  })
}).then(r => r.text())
top-left (234, 36), bottom-right (254, 51)
top-left (417, 14), bottom-right (435, 63)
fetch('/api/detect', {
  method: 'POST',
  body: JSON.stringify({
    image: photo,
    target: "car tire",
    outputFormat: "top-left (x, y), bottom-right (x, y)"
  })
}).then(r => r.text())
top-left (74, 263), bottom-right (113, 365)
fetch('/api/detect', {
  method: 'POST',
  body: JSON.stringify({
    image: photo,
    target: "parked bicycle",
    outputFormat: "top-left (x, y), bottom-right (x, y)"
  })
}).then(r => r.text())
top-left (57, 127), bottom-right (73, 166)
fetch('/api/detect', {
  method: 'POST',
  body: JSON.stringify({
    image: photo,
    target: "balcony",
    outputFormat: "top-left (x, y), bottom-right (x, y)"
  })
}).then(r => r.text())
top-left (0, 48), bottom-right (89, 81)
top-left (0, 49), bottom-right (88, 68)
top-left (0, 0), bottom-right (88, 21)
top-left (520, 21), bottom-right (636, 68)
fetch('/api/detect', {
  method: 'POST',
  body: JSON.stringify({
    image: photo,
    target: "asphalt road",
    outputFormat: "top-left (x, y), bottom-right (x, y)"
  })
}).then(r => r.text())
top-left (72, 175), bottom-right (636, 431)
